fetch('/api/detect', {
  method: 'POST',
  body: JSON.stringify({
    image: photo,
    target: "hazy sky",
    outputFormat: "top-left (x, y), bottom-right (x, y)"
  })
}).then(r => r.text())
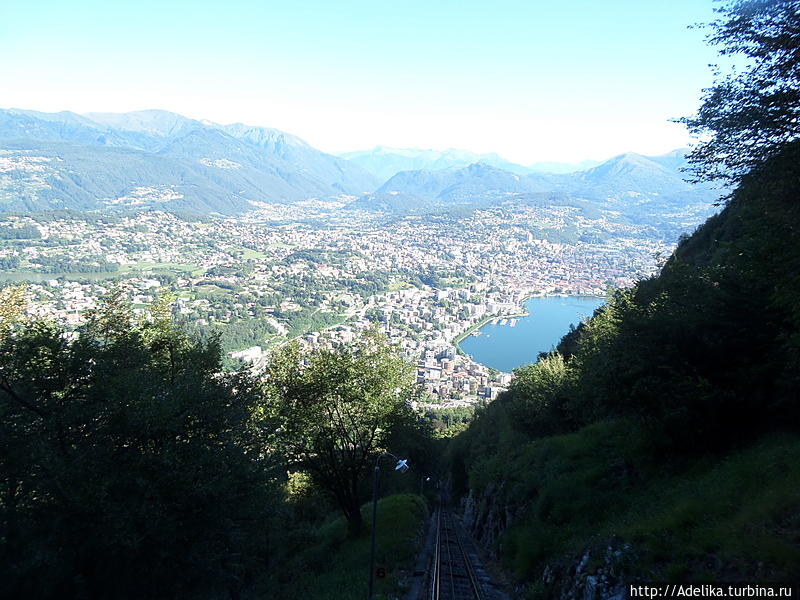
top-left (1, 1), bottom-right (721, 163)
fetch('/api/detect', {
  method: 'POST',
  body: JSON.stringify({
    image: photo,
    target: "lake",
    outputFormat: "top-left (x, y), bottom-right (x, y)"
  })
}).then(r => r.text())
top-left (459, 296), bottom-right (604, 373)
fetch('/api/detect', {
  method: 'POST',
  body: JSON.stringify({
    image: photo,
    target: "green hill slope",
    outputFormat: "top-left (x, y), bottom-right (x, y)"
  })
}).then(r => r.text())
top-left (447, 142), bottom-right (800, 596)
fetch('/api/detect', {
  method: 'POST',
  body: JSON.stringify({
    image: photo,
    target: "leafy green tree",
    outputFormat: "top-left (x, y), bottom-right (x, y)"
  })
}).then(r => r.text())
top-left (0, 285), bottom-right (27, 334)
top-left (0, 291), bottom-right (281, 599)
top-left (263, 330), bottom-right (418, 537)
top-left (507, 352), bottom-right (574, 436)
top-left (681, 0), bottom-right (800, 185)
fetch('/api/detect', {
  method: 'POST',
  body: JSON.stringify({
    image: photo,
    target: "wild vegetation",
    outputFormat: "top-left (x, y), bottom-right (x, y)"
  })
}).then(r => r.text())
top-left (681, 0), bottom-right (800, 185)
top-left (447, 1), bottom-right (800, 592)
top-left (448, 141), bottom-right (800, 598)
top-left (0, 290), bottom-right (435, 599)
top-left (2, 2), bottom-right (798, 598)
top-left (263, 330), bottom-right (433, 536)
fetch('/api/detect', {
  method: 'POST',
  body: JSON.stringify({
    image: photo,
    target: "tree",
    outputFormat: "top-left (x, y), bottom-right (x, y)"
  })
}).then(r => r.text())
top-left (681, 0), bottom-right (800, 185)
top-left (0, 285), bottom-right (27, 334)
top-left (263, 330), bottom-right (418, 537)
top-left (0, 292), bottom-right (281, 599)
top-left (507, 352), bottom-right (574, 436)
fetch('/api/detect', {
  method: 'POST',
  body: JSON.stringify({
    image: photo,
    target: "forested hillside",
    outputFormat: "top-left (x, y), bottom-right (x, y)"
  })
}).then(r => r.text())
top-left (446, 0), bottom-right (800, 590)
top-left (448, 141), bottom-right (800, 592)
top-left (2, 2), bottom-right (798, 599)
top-left (0, 291), bottom-right (436, 599)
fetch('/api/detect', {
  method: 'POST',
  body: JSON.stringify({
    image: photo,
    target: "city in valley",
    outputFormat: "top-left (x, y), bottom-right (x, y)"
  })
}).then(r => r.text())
top-left (0, 199), bottom-right (690, 408)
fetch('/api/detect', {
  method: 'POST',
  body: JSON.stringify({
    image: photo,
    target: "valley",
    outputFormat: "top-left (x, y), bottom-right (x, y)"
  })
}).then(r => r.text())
top-left (2, 200), bottom-right (693, 407)
top-left (0, 110), bottom-right (720, 406)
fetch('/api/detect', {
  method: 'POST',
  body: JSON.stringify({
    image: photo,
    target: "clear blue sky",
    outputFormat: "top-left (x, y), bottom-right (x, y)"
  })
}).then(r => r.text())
top-left (0, 0), bottom-right (721, 163)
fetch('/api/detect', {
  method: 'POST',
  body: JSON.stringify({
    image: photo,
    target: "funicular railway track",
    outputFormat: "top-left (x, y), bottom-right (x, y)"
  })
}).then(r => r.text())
top-left (429, 508), bottom-right (483, 600)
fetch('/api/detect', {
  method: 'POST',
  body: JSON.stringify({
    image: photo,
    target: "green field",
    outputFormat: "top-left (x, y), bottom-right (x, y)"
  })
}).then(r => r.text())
top-left (121, 261), bottom-right (204, 276)
top-left (388, 279), bottom-right (414, 291)
top-left (238, 248), bottom-right (269, 260)
top-left (0, 271), bottom-right (121, 282)
top-left (0, 261), bottom-right (204, 283)
top-left (440, 276), bottom-right (468, 288)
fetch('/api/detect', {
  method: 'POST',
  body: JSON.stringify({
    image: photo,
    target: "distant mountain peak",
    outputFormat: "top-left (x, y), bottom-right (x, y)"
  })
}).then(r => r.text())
top-left (340, 146), bottom-right (530, 181)
top-left (83, 110), bottom-right (200, 138)
top-left (0, 107), bottom-right (378, 214)
top-left (220, 123), bottom-right (311, 150)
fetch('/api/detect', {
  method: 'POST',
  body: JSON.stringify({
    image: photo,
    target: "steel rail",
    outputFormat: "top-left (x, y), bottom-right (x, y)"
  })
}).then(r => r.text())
top-left (429, 508), bottom-right (483, 600)
top-left (450, 511), bottom-right (483, 600)
top-left (430, 508), bottom-right (441, 600)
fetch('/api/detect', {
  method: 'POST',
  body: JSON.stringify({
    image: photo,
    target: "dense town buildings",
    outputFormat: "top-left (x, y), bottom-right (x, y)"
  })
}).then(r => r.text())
top-left (0, 203), bottom-right (683, 405)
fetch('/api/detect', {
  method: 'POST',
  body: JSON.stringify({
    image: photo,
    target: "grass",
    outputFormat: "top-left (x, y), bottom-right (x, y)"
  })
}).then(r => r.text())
top-left (471, 420), bottom-right (800, 587)
top-left (453, 315), bottom-right (494, 352)
top-left (285, 309), bottom-right (347, 339)
top-left (439, 276), bottom-right (468, 288)
top-left (0, 271), bottom-right (121, 282)
top-left (239, 248), bottom-right (268, 260)
top-left (388, 280), bottom-right (414, 291)
top-left (0, 261), bottom-right (204, 282)
top-left (192, 283), bottom-right (231, 294)
top-left (120, 261), bottom-right (204, 276)
top-left (617, 432), bottom-right (800, 574)
top-left (277, 493), bottom-right (429, 600)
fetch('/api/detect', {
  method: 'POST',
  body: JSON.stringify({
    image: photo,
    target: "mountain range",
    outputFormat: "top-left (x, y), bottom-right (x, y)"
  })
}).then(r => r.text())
top-left (339, 146), bottom-right (603, 180)
top-left (353, 149), bottom-right (718, 214)
top-left (338, 146), bottom-right (532, 181)
top-left (0, 108), bottom-right (718, 217)
top-left (0, 109), bottom-right (378, 214)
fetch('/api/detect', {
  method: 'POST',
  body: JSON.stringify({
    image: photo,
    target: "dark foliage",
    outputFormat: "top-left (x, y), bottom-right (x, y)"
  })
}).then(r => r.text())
top-left (263, 331), bottom-right (432, 537)
top-left (681, 0), bottom-right (800, 185)
top-left (0, 225), bottom-right (41, 240)
top-left (0, 293), bottom-right (283, 600)
top-left (457, 140), bottom-right (800, 476)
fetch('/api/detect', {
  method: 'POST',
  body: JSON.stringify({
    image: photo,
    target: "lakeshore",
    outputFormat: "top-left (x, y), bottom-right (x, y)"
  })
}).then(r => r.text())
top-left (459, 295), bottom-right (604, 373)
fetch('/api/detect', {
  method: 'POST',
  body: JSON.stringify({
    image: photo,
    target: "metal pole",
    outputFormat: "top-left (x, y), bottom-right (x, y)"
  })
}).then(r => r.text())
top-left (367, 464), bottom-right (380, 600)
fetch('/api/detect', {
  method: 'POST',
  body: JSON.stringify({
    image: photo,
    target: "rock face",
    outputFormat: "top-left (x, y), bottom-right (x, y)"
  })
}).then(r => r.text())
top-left (541, 542), bottom-right (636, 600)
top-left (461, 483), bottom-right (523, 555)
top-left (460, 484), bottom-right (637, 600)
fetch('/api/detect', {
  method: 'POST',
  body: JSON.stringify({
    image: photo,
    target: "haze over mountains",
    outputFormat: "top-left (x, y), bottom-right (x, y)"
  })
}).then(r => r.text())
top-left (340, 146), bottom-right (602, 181)
top-left (0, 108), bottom-right (718, 217)
top-left (339, 146), bottom-right (533, 181)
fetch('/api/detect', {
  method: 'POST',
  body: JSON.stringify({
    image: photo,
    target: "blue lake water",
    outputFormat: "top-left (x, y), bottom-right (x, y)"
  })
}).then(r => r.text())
top-left (459, 296), bottom-right (604, 372)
